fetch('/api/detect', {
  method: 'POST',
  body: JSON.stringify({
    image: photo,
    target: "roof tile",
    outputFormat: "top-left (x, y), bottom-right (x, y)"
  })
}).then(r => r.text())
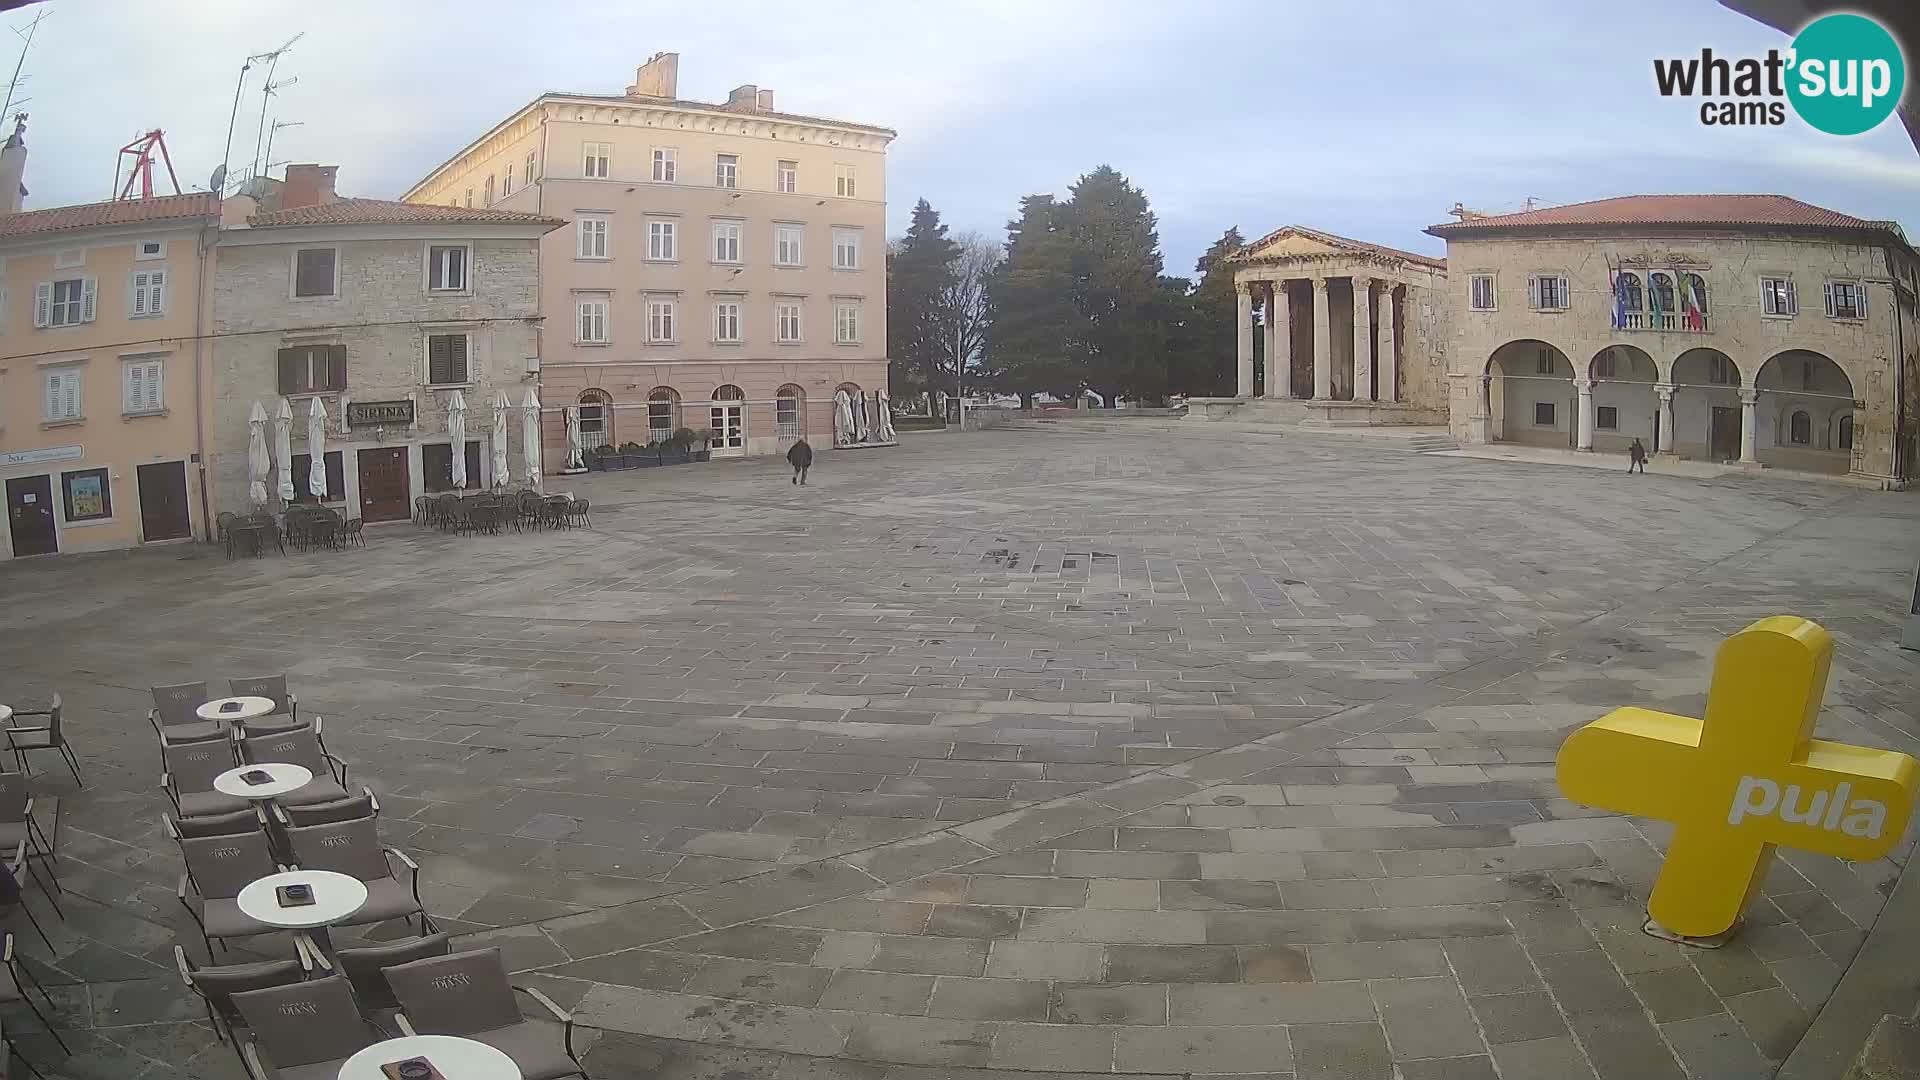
top-left (247, 197), bottom-right (563, 229)
top-left (0, 192), bottom-right (218, 241)
top-left (1425, 194), bottom-right (1891, 235)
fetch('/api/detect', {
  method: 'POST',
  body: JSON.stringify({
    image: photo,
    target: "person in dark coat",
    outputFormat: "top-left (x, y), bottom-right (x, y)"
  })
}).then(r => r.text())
top-left (1628, 438), bottom-right (1648, 474)
top-left (787, 438), bottom-right (813, 485)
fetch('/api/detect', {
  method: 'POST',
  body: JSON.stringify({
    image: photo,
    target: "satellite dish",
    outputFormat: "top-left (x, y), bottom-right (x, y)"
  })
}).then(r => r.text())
top-left (209, 164), bottom-right (227, 193)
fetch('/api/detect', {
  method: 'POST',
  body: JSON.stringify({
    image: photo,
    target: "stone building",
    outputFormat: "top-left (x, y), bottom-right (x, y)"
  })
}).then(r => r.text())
top-left (401, 52), bottom-right (895, 462)
top-left (1426, 195), bottom-right (1919, 482)
top-left (0, 120), bottom-right (223, 560)
top-left (1203, 226), bottom-right (1450, 425)
top-left (208, 166), bottom-right (562, 522)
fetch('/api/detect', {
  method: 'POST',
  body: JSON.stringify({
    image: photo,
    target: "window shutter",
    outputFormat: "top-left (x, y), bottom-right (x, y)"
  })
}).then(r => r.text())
top-left (81, 277), bottom-right (97, 322)
top-left (31, 283), bottom-right (46, 327)
top-left (277, 348), bottom-right (299, 394)
top-left (1526, 276), bottom-right (1540, 309)
top-left (132, 274), bottom-right (147, 316)
top-left (125, 364), bottom-right (142, 409)
top-left (327, 345), bottom-right (347, 391)
top-left (146, 362), bottom-right (162, 409)
top-left (1556, 276), bottom-right (1569, 308)
top-left (1859, 285), bottom-right (1868, 319)
top-left (1784, 280), bottom-right (1796, 315)
top-left (151, 270), bottom-right (165, 313)
top-left (44, 373), bottom-right (58, 417)
top-left (1824, 282), bottom-right (1836, 317)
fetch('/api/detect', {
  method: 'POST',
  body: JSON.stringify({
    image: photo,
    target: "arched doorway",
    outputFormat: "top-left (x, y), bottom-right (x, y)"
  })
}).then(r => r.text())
top-left (1671, 348), bottom-right (1744, 461)
top-left (776, 384), bottom-right (806, 443)
top-left (1755, 350), bottom-right (1856, 474)
top-left (1485, 340), bottom-right (1576, 448)
top-left (710, 384), bottom-right (746, 456)
top-left (577, 389), bottom-right (612, 451)
top-left (646, 387), bottom-right (680, 444)
top-left (1588, 345), bottom-right (1658, 453)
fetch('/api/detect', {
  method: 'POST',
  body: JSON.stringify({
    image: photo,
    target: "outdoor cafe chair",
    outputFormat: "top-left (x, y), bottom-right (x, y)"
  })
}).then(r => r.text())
top-left (283, 817), bottom-right (424, 932)
top-left (385, 947), bottom-right (587, 1080)
top-left (568, 499), bottom-right (591, 528)
top-left (167, 809), bottom-right (263, 840)
top-left (176, 829), bottom-right (284, 958)
top-left (544, 495), bottom-right (570, 529)
top-left (342, 518), bottom-right (366, 547)
top-left (322, 928), bottom-right (448, 1015)
top-left (238, 728), bottom-right (350, 807)
top-left (231, 975), bottom-right (378, 1080)
top-left (175, 941), bottom-right (310, 1050)
top-left (150, 682), bottom-right (226, 745)
top-left (0, 777), bottom-right (54, 901)
top-left (161, 740), bottom-right (249, 822)
top-left (226, 677), bottom-right (300, 734)
top-left (0, 933), bottom-right (64, 1057)
top-left (3, 695), bottom-right (80, 787)
top-left (274, 788), bottom-right (379, 830)
top-left (413, 496), bottom-right (431, 525)
top-left (0, 859), bottom-right (55, 955)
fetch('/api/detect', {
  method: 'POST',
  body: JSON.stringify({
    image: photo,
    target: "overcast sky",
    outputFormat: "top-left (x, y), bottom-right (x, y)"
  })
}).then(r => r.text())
top-left (16, 0), bottom-right (1920, 273)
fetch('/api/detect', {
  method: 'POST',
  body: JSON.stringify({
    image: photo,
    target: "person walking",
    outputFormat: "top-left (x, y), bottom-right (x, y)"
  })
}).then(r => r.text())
top-left (787, 438), bottom-right (813, 485)
top-left (1628, 437), bottom-right (1648, 474)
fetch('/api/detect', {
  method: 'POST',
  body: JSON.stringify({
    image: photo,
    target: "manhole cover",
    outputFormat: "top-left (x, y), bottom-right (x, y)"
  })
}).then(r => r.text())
top-left (1213, 795), bottom-right (1247, 806)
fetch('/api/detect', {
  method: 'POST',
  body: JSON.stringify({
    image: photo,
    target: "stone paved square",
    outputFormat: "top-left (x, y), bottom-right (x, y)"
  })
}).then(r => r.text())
top-left (1, 426), bottom-right (1916, 1079)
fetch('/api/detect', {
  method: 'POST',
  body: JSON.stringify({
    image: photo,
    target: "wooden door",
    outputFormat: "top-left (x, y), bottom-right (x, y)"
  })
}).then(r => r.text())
top-left (356, 447), bottom-right (411, 522)
top-left (1710, 407), bottom-right (1741, 461)
top-left (136, 461), bottom-right (191, 541)
top-left (5, 475), bottom-right (56, 556)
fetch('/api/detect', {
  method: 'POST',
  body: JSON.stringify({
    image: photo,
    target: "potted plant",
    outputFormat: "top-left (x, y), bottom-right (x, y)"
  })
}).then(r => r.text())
top-left (586, 444), bottom-right (609, 471)
top-left (668, 427), bottom-right (696, 463)
top-left (691, 428), bottom-right (716, 462)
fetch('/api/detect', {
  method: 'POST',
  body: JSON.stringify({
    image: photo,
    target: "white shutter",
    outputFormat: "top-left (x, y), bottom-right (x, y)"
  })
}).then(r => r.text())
top-left (1555, 276), bottom-right (1569, 309)
top-left (1824, 282), bottom-right (1836, 317)
top-left (1784, 280), bottom-right (1797, 315)
top-left (124, 364), bottom-right (142, 411)
top-left (81, 277), bottom-right (97, 322)
top-left (150, 270), bottom-right (165, 314)
top-left (32, 282), bottom-right (49, 327)
top-left (1859, 285), bottom-right (1868, 319)
top-left (141, 361), bottom-right (162, 410)
top-left (1526, 276), bottom-right (1540, 309)
top-left (43, 373), bottom-right (58, 417)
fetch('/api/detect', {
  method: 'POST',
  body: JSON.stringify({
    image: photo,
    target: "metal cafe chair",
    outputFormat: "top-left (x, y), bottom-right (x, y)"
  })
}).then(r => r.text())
top-left (3, 696), bottom-right (80, 787)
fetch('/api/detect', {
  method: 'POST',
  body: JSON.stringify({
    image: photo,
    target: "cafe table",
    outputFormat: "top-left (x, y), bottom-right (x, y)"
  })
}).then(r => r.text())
top-left (236, 868), bottom-right (367, 955)
top-left (336, 1034), bottom-right (520, 1080)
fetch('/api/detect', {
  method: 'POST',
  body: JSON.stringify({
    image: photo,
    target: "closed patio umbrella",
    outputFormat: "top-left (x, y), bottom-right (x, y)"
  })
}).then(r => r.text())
top-left (247, 401), bottom-right (270, 506)
top-left (491, 390), bottom-right (512, 489)
top-left (522, 389), bottom-right (542, 491)
top-left (273, 397), bottom-right (295, 505)
top-left (564, 406), bottom-right (583, 471)
top-left (446, 390), bottom-right (468, 490)
top-left (306, 396), bottom-right (330, 500)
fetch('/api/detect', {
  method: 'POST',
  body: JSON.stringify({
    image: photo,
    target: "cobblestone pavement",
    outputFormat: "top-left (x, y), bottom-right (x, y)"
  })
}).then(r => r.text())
top-left (1, 427), bottom-right (1917, 1079)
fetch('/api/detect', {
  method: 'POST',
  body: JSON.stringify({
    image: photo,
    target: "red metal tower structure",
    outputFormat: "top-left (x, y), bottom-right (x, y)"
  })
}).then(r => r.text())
top-left (112, 129), bottom-right (182, 201)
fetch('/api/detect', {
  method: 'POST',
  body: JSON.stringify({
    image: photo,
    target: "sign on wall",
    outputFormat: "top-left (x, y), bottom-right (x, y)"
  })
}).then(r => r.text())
top-left (346, 400), bottom-right (415, 426)
top-left (1, 445), bottom-right (83, 469)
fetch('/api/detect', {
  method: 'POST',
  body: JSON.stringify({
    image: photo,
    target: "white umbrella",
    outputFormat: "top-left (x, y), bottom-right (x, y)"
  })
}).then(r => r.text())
top-left (491, 390), bottom-right (512, 490)
top-left (306, 396), bottom-right (330, 499)
top-left (273, 397), bottom-right (296, 504)
top-left (564, 406), bottom-right (584, 471)
top-left (247, 401), bottom-right (270, 506)
top-left (522, 389), bottom-right (543, 490)
top-left (446, 390), bottom-right (468, 490)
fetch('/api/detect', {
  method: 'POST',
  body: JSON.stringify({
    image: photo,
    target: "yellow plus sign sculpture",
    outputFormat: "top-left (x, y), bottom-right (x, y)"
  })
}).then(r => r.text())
top-left (1557, 616), bottom-right (1917, 940)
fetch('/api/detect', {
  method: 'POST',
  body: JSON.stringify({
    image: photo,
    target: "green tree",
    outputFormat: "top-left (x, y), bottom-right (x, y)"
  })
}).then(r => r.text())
top-left (885, 199), bottom-right (959, 398)
top-left (1179, 227), bottom-right (1245, 396)
top-left (1059, 166), bottom-right (1168, 407)
top-left (983, 195), bottom-right (1084, 407)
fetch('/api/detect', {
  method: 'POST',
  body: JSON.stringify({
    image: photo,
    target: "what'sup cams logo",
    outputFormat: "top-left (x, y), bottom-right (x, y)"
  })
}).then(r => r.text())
top-left (1653, 12), bottom-right (1905, 135)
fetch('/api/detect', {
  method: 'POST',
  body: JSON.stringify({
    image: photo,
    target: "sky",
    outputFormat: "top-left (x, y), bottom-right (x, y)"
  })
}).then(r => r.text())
top-left (12, 0), bottom-right (1920, 274)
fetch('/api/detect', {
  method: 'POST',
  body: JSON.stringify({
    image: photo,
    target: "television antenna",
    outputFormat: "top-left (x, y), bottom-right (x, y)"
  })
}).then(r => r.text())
top-left (262, 118), bottom-right (303, 175)
top-left (218, 31), bottom-right (302, 195)
top-left (0, 8), bottom-right (47, 120)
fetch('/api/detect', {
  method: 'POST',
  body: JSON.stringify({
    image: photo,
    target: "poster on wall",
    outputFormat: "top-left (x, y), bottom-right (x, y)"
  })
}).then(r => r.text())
top-left (67, 473), bottom-right (106, 518)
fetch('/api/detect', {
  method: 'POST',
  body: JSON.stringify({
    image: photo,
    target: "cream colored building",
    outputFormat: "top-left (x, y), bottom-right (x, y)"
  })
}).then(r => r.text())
top-left (1427, 195), bottom-right (1919, 482)
top-left (208, 166), bottom-right (562, 523)
top-left (402, 53), bottom-right (895, 461)
top-left (0, 121), bottom-right (221, 559)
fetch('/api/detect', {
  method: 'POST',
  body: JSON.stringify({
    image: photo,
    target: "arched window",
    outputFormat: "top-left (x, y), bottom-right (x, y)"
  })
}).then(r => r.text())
top-left (1617, 272), bottom-right (1643, 312)
top-left (1789, 410), bottom-right (1811, 445)
top-left (577, 389), bottom-right (611, 450)
top-left (776, 385), bottom-right (805, 438)
top-left (1682, 272), bottom-right (1709, 315)
top-left (836, 382), bottom-right (862, 398)
top-left (1838, 414), bottom-right (1854, 450)
top-left (1649, 272), bottom-right (1676, 319)
top-left (647, 388), bottom-right (679, 442)
top-left (714, 384), bottom-right (745, 401)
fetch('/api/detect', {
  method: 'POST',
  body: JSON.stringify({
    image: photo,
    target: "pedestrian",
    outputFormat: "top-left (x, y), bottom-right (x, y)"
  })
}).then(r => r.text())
top-left (787, 438), bottom-right (813, 485)
top-left (1628, 437), bottom-right (1648, 474)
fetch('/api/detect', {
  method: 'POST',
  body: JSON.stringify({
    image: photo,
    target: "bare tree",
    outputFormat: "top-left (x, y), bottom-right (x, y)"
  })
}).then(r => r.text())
top-left (938, 230), bottom-right (1000, 399)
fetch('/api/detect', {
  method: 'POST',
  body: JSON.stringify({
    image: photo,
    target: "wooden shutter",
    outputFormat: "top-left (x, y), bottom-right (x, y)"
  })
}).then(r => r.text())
top-left (33, 282), bottom-right (49, 327)
top-left (145, 361), bottom-right (163, 410)
top-left (1784, 280), bottom-right (1796, 315)
top-left (1858, 285), bottom-right (1868, 319)
top-left (1824, 282), bottom-right (1836, 317)
top-left (132, 273), bottom-right (148, 316)
top-left (1526, 276), bottom-right (1540, 309)
top-left (326, 345), bottom-right (347, 390)
top-left (81, 277), bottom-right (97, 322)
top-left (428, 335), bottom-right (467, 384)
top-left (125, 364), bottom-right (143, 411)
top-left (44, 372), bottom-right (59, 418)
top-left (149, 270), bottom-right (166, 314)
top-left (277, 348), bottom-right (302, 395)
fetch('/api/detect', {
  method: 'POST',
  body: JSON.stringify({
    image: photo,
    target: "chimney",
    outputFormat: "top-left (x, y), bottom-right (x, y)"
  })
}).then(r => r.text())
top-left (0, 113), bottom-right (28, 215)
top-left (724, 84), bottom-right (760, 112)
top-left (626, 52), bottom-right (679, 99)
top-left (281, 164), bottom-right (339, 210)
top-left (756, 88), bottom-right (775, 112)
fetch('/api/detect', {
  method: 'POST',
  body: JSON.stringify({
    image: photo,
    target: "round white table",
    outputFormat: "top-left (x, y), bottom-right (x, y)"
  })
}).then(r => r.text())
top-left (237, 869), bottom-right (367, 930)
top-left (0, 706), bottom-right (12, 726)
top-left (197, 696), bottom-right (276, 725)
top-left (337, 1034), bottom-right (519, 1080)
top-left (213, 762), bottom-right (312, 801)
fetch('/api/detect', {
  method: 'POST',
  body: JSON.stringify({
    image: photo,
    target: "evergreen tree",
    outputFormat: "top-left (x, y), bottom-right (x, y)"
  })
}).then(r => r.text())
top-left (1059, 166), bottom-right (1170, 407)
top-left (983, 195), bottom-right (1083, 406)
top-left (885, 199), bottom-right (959, 398)
top-left (1181, 227), bottom-right (1246, 396)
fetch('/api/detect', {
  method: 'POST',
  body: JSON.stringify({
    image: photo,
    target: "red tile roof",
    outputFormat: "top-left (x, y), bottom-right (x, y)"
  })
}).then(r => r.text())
top-left (1237, 224), bottom-right (1446, 270)
top-left (1425, 194), bottom-right (1898, 237)
top-left (247, 197), bottom-right (563, 229)
top-left (0, 192), bottom-right (218, 241)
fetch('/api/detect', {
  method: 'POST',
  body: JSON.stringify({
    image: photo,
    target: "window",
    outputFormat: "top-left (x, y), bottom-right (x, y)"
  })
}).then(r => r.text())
top-left (292, 249), bottom-right (337, 298)
top-left (647, 388), bottom-right (678, 442)
top-left (277, 345), bottom-right (347, 395)
top-left (647, 220), bottom-right (677, 260)
top-left (465, 189), bottom-right (473, 208)
top-left (290, 451), bottom-right (346, 503)
top-left (1528, 274), bottom-right (1568, 311)
top-left (1839, 414), bottom-right (1854, 450)
top-left (835, 302), bottom-right (861, 344)
top-left (43, 369), bottom-right (81, 421)
top-left (646, 297), bottom-right (677, 342)
top-left (426, 333), bottom-right (470, 386)
top-left (776, 301), bottom-right (802, 342)
top-left (36, 277), bottom-right (94, 327)
top-left (577, 297), bottom-right (609, 343)
top-left (1469, 274), bottom-right (1496, 311)
top-left (136, 240), bottom-right (165, 261)
top-left (484, 176), bottom-right (494, 205)
top-left (715, 153), bottom-right (738, 189)
top-left (652, 148), bottom-right (676, 182)
top-left (1826, 280), bottom-right (1866, 320)
top-left (1533, 401), bottom-right (1556, 426)
top-left (1596, 405), bottom-right (1618, 430)
top-left (1617, 272), bottom-right (1643, 311)
top-left (427, 245), bottom-right (469, 292)
top-left (1761, 276), bottom-right (1797, 316)
top-left (1681, 272), bottom-right (1709, 315)
top-left (578, 391), bottom-right (612, 451)
top-left (712, 220), bottom-right (742, 264)
top-left (1534, 348), bottom-right (1555, 375)
top-left (524, 151), bottom-right (536, 185)
top-left (577, 217), bottom-right (609, 259)
top-left (778, 160), bottom-right (797, 193)
top-left (123, 358), bottom-right (164, 414)
top-left (501, 165), bottom-right (514, 197)
top-left (712, 301), bottom-right (742, 343)
top-left (1709, 356), bottom-right (1738, 386)
top-left (130, 268), bottom-right (167, 316)
top-left (1593, 353), bottom-right (1615, 379)
top-left (1649, 272), bottom-right (1676, 316)
top-left (775, 224), bottom-right (804, 267)
top-left (1789, 410), bottom-right (1812, 445)
top-left (60, 468), bottom-right (111, 522)
top-left (776, 386), bottom-right (802, 437)
top-left (833, 229), bottom-right (860, 270)
top-left (583, 142), bottom-right (611, 179)
top-left (835, 164), bottom-right (856, 198)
